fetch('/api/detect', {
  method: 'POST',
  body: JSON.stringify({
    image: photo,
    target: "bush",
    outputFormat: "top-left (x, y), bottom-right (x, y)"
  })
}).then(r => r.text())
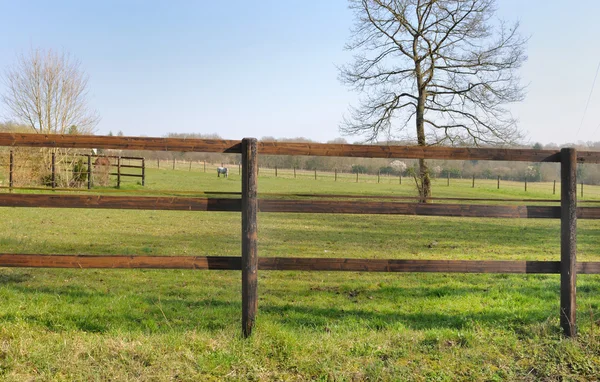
top-left (379, 166), bottom-right (397, 175)
top-left (352, 164), bottom-right (369, 174)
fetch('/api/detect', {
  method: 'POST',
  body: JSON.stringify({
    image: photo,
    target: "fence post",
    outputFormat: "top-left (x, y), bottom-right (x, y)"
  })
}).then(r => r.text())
top-left (378, 171), bottom-right (380, 184)
top-left (472, 175), bottom-right (475, 188)
top-left (447, 173), bottom-right (449, 186)
top-left (9, 150), bottom-right (14, 191)
top-left (553, 180), bottom-right (556, 195)
top-left (189, 161), bottom-right (192, 171)
top-left (356, 172), bottom-right (358, 183)
top-left (560, 147), bottom-right (577, 337)
top-left (173, 158), bottom-right (175, 170)
top-left (241, 138), bottom-right (258, 338)
top-left (157, 158), bottom-right (160, 169)
top-left (314, 169), bottom-right (317, 180)
top-left (275, 166), bottom-right (278, 177)
top-left (399, 174), bottom-right (402, 185)
top-left (497, 175), bottom-right (500, 189)
top-left (141, 158), bottom-right (146, 186)
top-left (581, 181), bottom-right (583, 198)
top-left (294, 166), bottom-right (296, 178)
top-left (117, 156), bottom-right (121, 188)
top-left (239, 163), bottom-right (241, 175)
top-left (87, 154), bottom-right (92, 190)
top-left (525, 178), bottom-right (527, 192)
top-left (335, 169), bottom-right (337, 181)
top-left (204, 161), bottom-right (206, 173)
top-left (51, 152), bottom-right (56, 189)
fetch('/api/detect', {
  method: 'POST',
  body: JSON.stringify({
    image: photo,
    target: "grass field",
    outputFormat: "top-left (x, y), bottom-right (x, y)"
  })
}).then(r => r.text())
top-left (0, 167), bottom-right (599, 381)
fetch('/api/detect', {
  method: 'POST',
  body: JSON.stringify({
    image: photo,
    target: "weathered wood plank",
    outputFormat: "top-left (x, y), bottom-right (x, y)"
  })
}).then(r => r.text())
top-left (561, 148), bottom-right (577, 337)
top-left (258, 142), bottom-right (600, 163)
top-left (0, 254), bottom-right (241, 269)
top-left (258, 258), bottom-right (563, 273)
top-left (0, 194), bottom-right (241, 211)
top-left (2, 133), bottom-right (600, 162)
top-left (2, 254), bottom-right (600, 274)
top-left (0, 133), bottom-right (242, 153)
top-left (258, 199), bottom-right (563, 218)
top-left (241, 138), bottom-right (258, 338)
top-left (2, 194), bottom-right (599, 219)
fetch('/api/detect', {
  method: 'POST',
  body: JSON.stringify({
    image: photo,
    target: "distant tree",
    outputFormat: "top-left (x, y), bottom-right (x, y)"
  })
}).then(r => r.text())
top-left (1, 48), bottom-right (99, 135)
top-left (340, 0), bottom-right (527, 199)
top-left (1, 49), bottom-right (99, 186)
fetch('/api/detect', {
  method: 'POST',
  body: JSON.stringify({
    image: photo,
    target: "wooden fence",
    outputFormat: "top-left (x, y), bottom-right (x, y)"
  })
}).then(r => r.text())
top-left (1, 133), bottom-right (600, 338)
top-left (2, 151), bottom-right (145, 189)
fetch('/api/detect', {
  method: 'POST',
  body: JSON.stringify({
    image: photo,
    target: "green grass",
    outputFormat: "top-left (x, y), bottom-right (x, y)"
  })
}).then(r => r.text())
top-left (0, 168), bottom-right (599, 380)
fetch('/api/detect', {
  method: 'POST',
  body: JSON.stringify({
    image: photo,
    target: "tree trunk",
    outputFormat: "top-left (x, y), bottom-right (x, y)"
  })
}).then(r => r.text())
top-left (416, 90), bottom-right (431, 202)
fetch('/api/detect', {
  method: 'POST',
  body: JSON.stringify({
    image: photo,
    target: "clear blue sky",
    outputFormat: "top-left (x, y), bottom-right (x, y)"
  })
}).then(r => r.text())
top-left (0, 0), bottom-right (599, 146)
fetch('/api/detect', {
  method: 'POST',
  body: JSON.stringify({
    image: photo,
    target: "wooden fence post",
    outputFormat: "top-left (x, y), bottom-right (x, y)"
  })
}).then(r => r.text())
top-left (497, 175), bottom-right (500, 189)
top-left (239, 163), bottom-right (241, 175)
top-left (378, 171), bottom-right (380, 184)
top-left (553, 180), bottom-right (556, 195)
top-left (356, 172), bottom-right (358, 183)
top-left (141, 158), bottom-right (146, 186)
top-left (9, 150), bottom-right (14, 191)
top-left (399, 174), bottom-right (402, 185)
top-left (335, 169), bottom-right (337, 181)
top-left (51, 152), bottom-right (56, 189)
top-left (204, 161), bottom-right (206, 173)
top-left (189, 161), bottom-right (192, 171)
top-left (525, 178), bottom-right (527, 192)
top-left (447, 173), bottom-right (449, 186)
top-left (472, 175), bottom-right (475, 188)
top-left (293, 166), bottom-right (296, 178)
top-left (117, 156), bottom-right (121, 188)
top-left (241, 137), bottom-right (258, 338)
top-left (157, 158), bottom-right (160, 169)
top-left (173, 158), bottom-right (176, 170)
top-left (87, 154), bottom-right (92, 190)
top-left (560, 147), bottom-right (577, 337)
top-left (314, 169), bottom-right (317, 180)
top-left (275, 166), bottom-right (278, 177)
top-left (581, 181), bottom-right (583, 198)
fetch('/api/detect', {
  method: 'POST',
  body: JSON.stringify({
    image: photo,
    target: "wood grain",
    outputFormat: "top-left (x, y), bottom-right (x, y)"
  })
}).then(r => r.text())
top-left (2, 254), bottom-right (599, 274)
top-left (0, 194), bottom-right (241, 211)
top-left (561, 148), bottom-right (577, 337)
top-left (0, 133), bottom-right (242, 153)
top-left (2, 133), bottom-right (600, 162)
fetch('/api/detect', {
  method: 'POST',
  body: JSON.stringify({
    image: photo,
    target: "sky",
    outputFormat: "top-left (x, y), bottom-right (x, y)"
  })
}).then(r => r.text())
top-left (0, 0), bottom-right (599, 146)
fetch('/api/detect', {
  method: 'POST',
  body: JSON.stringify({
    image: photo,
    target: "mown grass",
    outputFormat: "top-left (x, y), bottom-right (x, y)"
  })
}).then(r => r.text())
top-left (0, 168), bottom-right (599, 380)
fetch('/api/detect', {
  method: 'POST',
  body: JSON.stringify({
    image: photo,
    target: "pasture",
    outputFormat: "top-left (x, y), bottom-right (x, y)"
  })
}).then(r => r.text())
top-left (0, 166), bottom-right (600, 380)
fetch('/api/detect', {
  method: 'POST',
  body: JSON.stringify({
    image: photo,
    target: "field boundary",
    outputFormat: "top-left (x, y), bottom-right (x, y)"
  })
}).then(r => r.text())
top-left (0, 132), bottom-right (598, 338)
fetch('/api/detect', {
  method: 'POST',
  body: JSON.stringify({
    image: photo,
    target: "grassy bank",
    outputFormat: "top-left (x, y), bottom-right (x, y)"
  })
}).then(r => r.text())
top-left (0, 168), bottom-right (599, 380)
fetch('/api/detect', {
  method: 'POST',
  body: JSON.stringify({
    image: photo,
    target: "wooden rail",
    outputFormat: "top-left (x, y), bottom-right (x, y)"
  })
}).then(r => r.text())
top-left (2, 132), bottom-right (600, 162)
top-left (4, 194), bottom-right (600, 219)
top-left (1, 133), bottom-right (599, 338)
top-left (2, 254), bottom-right (600, 274)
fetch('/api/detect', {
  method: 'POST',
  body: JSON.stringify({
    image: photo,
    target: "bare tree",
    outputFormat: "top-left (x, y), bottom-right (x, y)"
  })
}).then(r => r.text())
top-left (2, 48), bottom-right (99, 135)
top-left (340, 0), bottom-right (527, 198)
top-left (1, 48), bottom-right (99, 186)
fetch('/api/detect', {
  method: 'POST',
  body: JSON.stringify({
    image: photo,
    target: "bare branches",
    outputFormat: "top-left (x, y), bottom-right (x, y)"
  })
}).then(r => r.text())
top-left (340, 0), bottom-right (527, 146)
top-left (2, 48), bottom-right (99, 135)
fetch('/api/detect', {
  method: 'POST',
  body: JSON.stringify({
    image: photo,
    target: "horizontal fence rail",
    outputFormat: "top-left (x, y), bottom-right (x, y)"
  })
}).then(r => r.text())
top-left (2, 194), bottom-right (600, 219)
top-left (0, 133), bottom-right (242, 153)
top-left (1, 133), bottom-right (600, 338)
top-left (2, 132), bottom-right (600, 162)
top-left (1, 254), bottom-right (599, 274)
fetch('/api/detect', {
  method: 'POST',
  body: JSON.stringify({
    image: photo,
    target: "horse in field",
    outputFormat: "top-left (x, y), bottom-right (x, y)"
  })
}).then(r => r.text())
top-left (217, 167), bottom-right (229, 178)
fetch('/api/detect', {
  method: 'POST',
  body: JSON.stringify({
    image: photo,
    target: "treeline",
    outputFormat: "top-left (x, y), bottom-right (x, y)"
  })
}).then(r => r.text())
top-left (3, 124), bottom-right (600, 185)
